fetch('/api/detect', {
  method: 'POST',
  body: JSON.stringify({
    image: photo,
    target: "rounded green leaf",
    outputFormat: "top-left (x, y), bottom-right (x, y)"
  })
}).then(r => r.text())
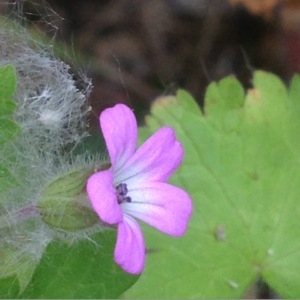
top-left (126, 72), bottom-right (300, 298)
top-left (20, 230), bottom-right (139, 298)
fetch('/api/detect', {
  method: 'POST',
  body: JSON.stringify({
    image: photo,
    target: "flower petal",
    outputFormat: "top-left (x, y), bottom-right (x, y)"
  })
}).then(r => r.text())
top-left (115, 127), bottom-right (183, 184)
top-left (100, 104), bottom-right (137, 171)
top-left (114, 215), bottom-right (145, 274)
top-left (86, 169), bottom-right (123, 224)
top-left (122, 182), bottom-right (193, 236)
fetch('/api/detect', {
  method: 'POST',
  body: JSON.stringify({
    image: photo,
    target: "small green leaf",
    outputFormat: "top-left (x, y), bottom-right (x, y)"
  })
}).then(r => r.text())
top-left (0, 64), bottom-right (17, 101)
top-left (21, 230), bottom-right (139, 298)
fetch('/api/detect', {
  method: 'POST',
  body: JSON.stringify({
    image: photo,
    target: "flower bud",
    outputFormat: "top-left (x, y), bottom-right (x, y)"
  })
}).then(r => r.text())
top-left (38, 167), bottom-right (99, 231)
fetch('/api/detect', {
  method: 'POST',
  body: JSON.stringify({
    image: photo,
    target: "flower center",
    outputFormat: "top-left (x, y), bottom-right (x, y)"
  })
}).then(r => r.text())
top-left (116, 183), bottom-right (132, 204)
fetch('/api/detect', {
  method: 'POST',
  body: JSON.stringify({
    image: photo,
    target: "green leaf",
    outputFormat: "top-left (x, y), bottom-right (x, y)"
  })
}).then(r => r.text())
top-left (0, 119), bottom-right (20, 146)
top-left (0, 64), bottom-right (17, 102)
top-left (0, 65), bottom-right (20, 146)
top-left (0, 65), bottom-right (20, 193)
top-left (125, 72), bottom-right (300, 298)
top-left (20, 230), bottom-right (139, 298)
top-left (0, 100), bottom-right (17, 117)
top-left (0, 276), bottom-right (20, 298)
top-left (0, 243), bottom-right (36, 295)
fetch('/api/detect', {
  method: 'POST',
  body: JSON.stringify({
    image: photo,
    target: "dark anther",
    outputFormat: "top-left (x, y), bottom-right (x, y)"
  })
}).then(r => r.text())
top-left (116, 183), bottom-right (128, 196)
top-left (116, 183), bottom-right (131, 204)
top-left (124, 196), bottom-right (132, 203)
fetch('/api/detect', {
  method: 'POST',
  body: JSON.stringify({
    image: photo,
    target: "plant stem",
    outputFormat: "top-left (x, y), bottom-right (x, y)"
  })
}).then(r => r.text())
top-left (0, 206), bottom-right (40, 229)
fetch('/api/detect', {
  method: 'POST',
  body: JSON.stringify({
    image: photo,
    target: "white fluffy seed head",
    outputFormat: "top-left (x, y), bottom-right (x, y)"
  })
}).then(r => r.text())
top-left (1, 34), bottom-right (92, 152)
top-left (0, 24), bottom-right (93, 203)
top-left (0, 5), bottom-right (102, 266)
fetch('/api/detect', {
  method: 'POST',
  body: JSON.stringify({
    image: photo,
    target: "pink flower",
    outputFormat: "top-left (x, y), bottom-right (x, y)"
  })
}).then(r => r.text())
top-left (87, 104), bottom-right (192, 274)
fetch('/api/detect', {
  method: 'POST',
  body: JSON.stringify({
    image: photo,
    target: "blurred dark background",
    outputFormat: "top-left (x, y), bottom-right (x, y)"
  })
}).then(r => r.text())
top-left (2, 0), bottom-right (300, 124)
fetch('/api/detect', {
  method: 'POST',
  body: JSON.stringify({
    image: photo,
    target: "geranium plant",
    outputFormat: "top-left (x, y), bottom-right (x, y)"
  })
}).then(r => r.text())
top-left (1, 5), bottom-right (300, 299)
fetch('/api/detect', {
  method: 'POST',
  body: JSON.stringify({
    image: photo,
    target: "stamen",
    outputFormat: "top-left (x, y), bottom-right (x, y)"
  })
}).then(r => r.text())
top-left (116, 183), bottom-right (131, 204)
top-left (124, 196), bottom-right (132, 203)
top-left (116, 183), bottom-right (128, 196)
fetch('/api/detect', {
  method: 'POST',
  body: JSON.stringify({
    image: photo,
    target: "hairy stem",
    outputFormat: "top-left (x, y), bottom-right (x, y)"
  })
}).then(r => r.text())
top-left (0, 206), bottom-right (40, 229)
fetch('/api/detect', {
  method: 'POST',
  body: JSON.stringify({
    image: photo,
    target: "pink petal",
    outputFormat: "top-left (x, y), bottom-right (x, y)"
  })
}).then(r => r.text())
top-left (86, 169), bottom-right (123, 224)
top-left (115, 127), bottom-right (183, 184)
top-left (122, 182), bottom-right (193, 236)
top-left (100, 104), bottom-right (137, 171)
top-left (114, 215), bottom-right (145, 274)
